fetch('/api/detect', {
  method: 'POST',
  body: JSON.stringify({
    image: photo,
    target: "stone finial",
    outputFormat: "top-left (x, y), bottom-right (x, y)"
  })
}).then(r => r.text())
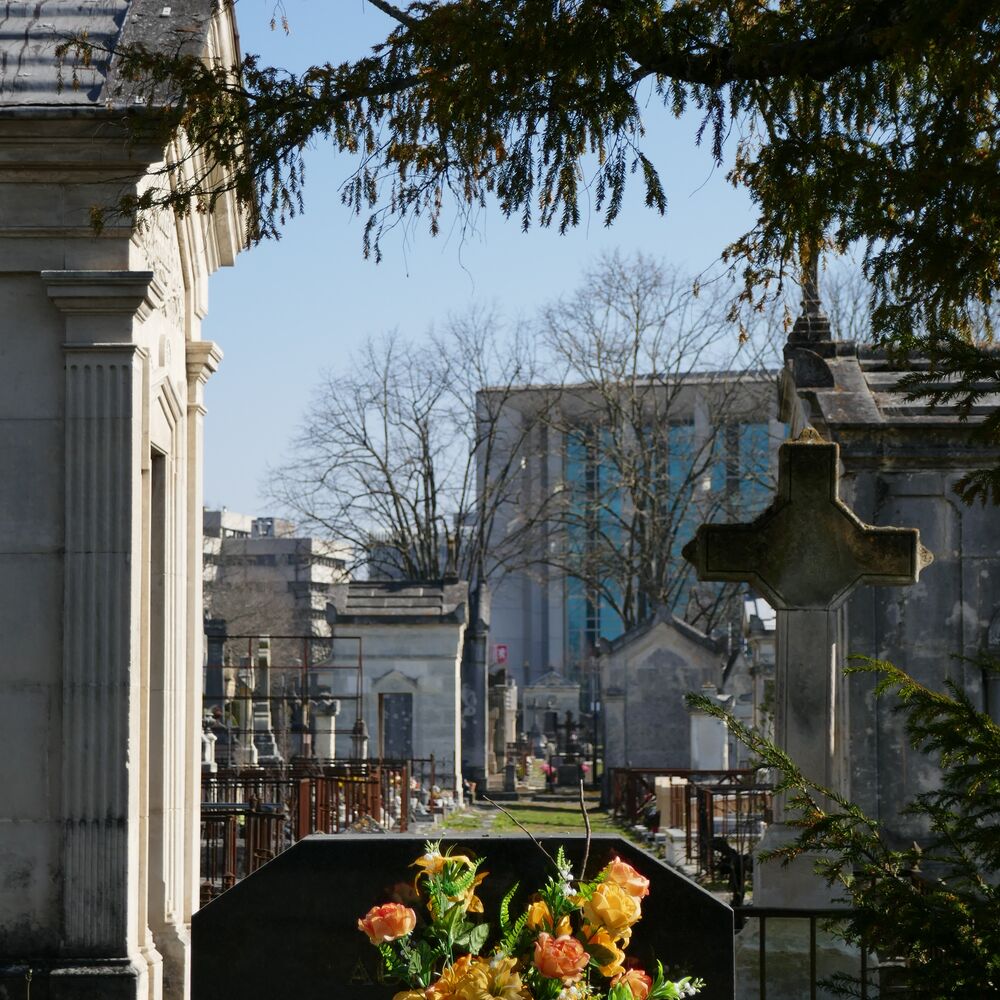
top-left (788, 253), bottom-right (832, 344)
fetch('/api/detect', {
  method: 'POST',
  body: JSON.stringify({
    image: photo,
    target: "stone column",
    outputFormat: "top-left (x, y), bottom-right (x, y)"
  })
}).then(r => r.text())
top-left (184, 341), bottom-right (222, 944)
top-left (44, 270), bottom-right (162, 1000)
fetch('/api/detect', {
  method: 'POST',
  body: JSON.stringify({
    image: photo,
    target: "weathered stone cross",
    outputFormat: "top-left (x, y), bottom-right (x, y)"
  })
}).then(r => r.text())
top-left (683, 429), bottom-right (932, 806)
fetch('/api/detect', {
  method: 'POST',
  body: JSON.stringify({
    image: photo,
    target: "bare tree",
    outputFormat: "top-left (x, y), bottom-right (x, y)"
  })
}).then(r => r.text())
top-left (499, 252), bottom-right (781, 647)
top-left (270, 308), bottom-right (551, 584)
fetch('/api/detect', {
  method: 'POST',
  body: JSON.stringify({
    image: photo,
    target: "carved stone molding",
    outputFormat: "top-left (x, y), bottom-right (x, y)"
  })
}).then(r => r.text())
top-left (42, 269), bottom-right (164, 326)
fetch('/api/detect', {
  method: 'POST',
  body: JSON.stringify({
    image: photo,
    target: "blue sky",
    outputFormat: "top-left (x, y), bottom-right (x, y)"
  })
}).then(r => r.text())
top-left (201, 1), bottom-right (759, 514)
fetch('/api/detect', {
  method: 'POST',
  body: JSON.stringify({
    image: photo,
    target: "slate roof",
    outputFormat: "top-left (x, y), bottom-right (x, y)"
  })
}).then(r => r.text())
top-left (325, 580), bottom-right (469, 626)
top-left (0, 0), bottom-right (217, 109)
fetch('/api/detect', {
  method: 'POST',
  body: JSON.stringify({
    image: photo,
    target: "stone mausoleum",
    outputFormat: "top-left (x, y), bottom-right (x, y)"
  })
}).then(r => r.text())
top-left (781, 289), bottom-right (1000, 843)
top-left (0, 2), bottom-right (244, 997)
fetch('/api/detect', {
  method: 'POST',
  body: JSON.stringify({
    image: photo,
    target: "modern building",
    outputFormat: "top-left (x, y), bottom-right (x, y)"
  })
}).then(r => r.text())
top-left (204, 509), bottom-right (351, 637)
top-left (481, 371), bottom-right (785, 690)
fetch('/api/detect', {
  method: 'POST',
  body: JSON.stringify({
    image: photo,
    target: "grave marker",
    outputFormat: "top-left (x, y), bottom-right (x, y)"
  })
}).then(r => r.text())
top-left (683, 429), bottom-right (932, 903)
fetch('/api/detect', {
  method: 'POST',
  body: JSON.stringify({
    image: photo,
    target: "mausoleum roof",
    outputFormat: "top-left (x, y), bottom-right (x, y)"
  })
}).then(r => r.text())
top-left (325, 579), bottom-right (469, 626)
top-left (0, 0), bottom-right (218, 109)
top-left (523, 669), bottom-right (577, 690)
top-left (599, 606), bottom-right (721, 656)
top-left (782, 341), bottom-right (1000, 432)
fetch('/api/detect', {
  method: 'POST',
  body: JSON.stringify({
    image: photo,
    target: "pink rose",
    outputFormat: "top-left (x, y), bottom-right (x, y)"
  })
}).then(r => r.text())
top-left (358, 903), bottom-right (417, 944)
top-left (533, 932), bottom-right (590, 983)
top-left (604, 857), bottom-right (650, 898)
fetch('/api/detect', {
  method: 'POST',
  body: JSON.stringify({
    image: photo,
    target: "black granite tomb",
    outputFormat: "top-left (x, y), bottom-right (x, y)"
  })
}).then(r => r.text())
top-left (192, 834), bottom-right (733, 1000)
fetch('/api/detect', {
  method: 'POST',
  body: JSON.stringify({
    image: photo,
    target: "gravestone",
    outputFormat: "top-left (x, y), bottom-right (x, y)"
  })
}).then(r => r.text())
top-left (192, 834), bottom-right (733, 1000)
top-left (684, 429), bottom-right (932, 902)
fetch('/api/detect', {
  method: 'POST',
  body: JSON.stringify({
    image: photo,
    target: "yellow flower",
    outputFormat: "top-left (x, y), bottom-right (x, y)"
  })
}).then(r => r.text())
top-left (413, 849), bottom-right (476, 877)
top-left (580, 882), bottom-right (641, 942)
top-left (393, 992), bottom-right (427, 1000)
top-left (525, 900), bottom-right (571, 936)
top-left (454, 956), bottom-right (530, 1000)
top-left (584, 926), bottom-right (625, 978)
top-left (427, 956), bottom-right (486, 1000)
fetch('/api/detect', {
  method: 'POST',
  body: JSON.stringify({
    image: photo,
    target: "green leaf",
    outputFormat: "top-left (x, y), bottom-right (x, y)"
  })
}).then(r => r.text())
top-left (465, 922), bottom-right (490, 955)
top-left (499, 881), bottom-right (519, 933)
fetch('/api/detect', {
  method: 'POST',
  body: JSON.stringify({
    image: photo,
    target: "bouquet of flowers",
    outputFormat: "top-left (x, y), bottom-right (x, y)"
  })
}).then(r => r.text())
top-left (357, 842), bottom-right (704, 1000)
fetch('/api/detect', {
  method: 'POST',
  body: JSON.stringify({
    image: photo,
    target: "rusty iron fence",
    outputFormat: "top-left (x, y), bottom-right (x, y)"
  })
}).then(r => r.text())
top-left (734, 907), bottom-right (876, 1000)
top-left (609, 767), bottom-right (772, 902)
top-left (200, 763), bottom-right (410, 902)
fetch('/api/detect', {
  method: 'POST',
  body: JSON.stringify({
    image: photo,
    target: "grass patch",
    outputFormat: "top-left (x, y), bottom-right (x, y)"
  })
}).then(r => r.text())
top-left (490, 806), bottom-right (615, 835)
top-left (439, 809), bottom-right (488, 831)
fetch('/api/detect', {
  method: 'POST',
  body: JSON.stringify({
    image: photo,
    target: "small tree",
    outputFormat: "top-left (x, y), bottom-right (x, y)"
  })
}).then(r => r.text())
top-left (271, 308), bottom-right (551, 584)
top-left (689, 657), bottom-right (1000, 998)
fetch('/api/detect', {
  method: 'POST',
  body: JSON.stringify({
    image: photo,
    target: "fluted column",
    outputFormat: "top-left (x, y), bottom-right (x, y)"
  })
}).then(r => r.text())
top-left (182, 341), bottom-right (222, 927)
top-left (44, 270), bottom-right (162, 997)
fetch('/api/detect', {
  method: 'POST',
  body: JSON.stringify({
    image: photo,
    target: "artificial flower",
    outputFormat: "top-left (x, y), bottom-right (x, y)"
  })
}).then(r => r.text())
top-left (611, 968), bottom-right (653, 1000)
top-left (454, 955), bottom-right (530, 1000)
top-left (582, 927), bottom-right (625, 978)
top-left (534, 932), bottom-right (589, 983)
top-left (526, 900), bottom-right (571, 936)
top-left (427, 955), bottom-right (485, 1000)
top-left (603, 858), bottom-right (650, 899)
top-left (580, 883), bottom-right (641, 942)
top-left (413, 848), bottom-right (475, 877)
top-left (358, 903), bottom-right (417, 944)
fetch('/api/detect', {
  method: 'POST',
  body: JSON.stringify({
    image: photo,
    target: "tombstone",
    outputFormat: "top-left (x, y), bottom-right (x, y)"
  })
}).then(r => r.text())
top-left (251, 637), bottom-right (283, 764)
top-left (683, 430), bottom-right (932, 904)
top-left (487, 670), bottom-right (518, 778)
top-left (204, 617), bottom-right (228, 703)
top-left (192, 835), bottom-right (734, 1000)
top-left (598, 609), bottom-right (723, 772)
top-left (688, 686), bottom-right (731, 770)
top-left (201, 713), bottom-right (218, 774)
top-left (312, 699), bottom-right (342, 760)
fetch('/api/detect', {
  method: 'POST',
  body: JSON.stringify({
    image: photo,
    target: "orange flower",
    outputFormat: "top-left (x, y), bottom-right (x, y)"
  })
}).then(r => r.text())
top-left (604, 857), bottom-right (650, 899)
top-left (392, 993), bottom-right (426, 1000)
top-left (427, 956), bottom-right (484, 1000)
top-left (413, 848), bottom-right (475, 877)
top-left (533, 932), bottom-right (589, 983)
top-left (612, 968), bottom-right (654, 1000)
top-left (357, 903), bottom-right (417, 944)
top-left (583, 926), bottom-right (625, 978)
top-left (581, 882), bottom-right (641, 942)
top-left (525, 900), bottom-right (571, 936)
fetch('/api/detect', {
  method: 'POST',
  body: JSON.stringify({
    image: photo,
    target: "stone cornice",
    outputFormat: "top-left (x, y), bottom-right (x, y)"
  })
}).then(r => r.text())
top-left (185, 340), bottom-right (223, 387)
top-left (42, 269), bottom-right (164, 323)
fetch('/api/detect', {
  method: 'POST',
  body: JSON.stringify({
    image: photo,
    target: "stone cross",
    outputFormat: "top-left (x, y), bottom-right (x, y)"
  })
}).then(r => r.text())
top-left (683, 429), bottom-right (932, 805)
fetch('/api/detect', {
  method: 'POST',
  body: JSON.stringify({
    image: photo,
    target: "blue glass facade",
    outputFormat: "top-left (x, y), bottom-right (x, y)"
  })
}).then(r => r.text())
top-left (562, 418), bottom-right (778, 669)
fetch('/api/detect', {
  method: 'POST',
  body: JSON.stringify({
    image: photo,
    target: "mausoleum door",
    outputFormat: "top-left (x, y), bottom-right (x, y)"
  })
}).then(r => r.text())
top-left (379, 692), bottom-right (413, 759)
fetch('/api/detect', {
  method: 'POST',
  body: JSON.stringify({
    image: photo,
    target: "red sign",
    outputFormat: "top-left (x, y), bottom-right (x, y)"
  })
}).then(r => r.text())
top-left (494, 644), bottom-right (509, 665)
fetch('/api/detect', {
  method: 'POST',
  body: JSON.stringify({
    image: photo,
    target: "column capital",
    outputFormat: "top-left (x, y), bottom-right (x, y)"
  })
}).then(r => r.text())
top-left (41, 269), bottom-right (164, 325)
